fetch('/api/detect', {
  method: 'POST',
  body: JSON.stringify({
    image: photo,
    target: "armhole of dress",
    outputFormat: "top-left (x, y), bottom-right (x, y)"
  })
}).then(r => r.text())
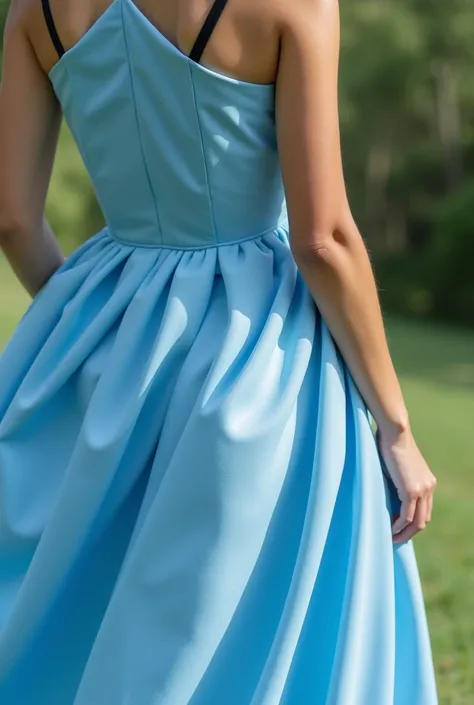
top-left (189, 0), bottom-right (231, 64)
top-left (41, 0), bottom-right (65, 58)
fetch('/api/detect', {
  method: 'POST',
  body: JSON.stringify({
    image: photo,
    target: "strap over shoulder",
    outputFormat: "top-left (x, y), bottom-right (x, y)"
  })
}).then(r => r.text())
top-left (190, 0), bottom-right (231, 64)
top-left (41, 0), bottom-right (65, 58)
top-left (41, 0), bottom-right (231, 65)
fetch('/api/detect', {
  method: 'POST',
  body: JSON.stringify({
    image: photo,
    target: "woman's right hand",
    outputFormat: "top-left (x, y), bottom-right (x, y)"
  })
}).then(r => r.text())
top-left (377, 427), bottom-right (437, 544)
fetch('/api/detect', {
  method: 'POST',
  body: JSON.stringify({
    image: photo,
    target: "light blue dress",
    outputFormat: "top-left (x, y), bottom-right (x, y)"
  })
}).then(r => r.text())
top-left (0, 0), bottom-right (437, 702)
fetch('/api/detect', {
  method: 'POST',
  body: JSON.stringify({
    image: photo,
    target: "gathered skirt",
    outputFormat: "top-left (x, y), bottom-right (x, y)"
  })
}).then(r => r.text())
top-left (0, 228), bottom-right (437, 704)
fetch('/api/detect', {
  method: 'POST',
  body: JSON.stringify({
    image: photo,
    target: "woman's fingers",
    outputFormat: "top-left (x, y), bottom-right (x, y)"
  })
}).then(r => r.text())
top-left (426, 492), bottom-right (434, 523)
top-left (391, 498), bottom-right (417, 536)
top-left (393, 495), bottom-right (429, 544)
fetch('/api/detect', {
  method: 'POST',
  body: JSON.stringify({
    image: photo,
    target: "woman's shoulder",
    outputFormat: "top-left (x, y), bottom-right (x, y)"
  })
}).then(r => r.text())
top-left (276, 0), bottom-right (339, 33)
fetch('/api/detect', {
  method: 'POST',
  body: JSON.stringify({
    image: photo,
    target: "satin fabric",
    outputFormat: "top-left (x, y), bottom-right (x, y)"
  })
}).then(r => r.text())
top-left (0, 0), bottom-right (437, 702)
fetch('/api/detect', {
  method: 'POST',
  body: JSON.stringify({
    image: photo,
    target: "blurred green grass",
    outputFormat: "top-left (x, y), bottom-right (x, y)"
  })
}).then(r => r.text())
top-left (1, 259), bottom-right (473, 703)
top-left (385, 319), bottom-right (474, 704)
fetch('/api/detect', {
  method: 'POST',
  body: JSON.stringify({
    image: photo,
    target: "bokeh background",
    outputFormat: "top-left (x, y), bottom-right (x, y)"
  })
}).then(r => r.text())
top-left (1, 1), bottom-right (473, 702)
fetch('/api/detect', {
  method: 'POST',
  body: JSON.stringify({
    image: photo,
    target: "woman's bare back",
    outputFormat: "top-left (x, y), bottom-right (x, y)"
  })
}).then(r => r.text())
top-left (25, 0), bottom-right (283, 84)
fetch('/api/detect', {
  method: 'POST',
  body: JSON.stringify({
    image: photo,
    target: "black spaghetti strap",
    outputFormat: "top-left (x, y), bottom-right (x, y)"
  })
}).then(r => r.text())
top-left (41, 0), bottom-right (65, 58)
top-left (190, 0), bottom-right (231, 64)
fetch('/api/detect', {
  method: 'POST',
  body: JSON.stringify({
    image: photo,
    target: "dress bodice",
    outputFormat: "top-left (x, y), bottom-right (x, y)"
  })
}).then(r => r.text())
top-left (49, 0), bottom-right (288, 248)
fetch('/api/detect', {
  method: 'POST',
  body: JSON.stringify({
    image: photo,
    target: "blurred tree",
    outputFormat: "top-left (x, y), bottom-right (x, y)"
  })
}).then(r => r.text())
top-left (406, 0), bottom-right (474, 189)
top-left (340, 0), bottom-right (425, 250)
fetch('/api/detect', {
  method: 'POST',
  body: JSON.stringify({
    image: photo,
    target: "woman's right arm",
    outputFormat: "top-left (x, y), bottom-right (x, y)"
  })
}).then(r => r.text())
top-left (276, 0), bottom-right (437, 543)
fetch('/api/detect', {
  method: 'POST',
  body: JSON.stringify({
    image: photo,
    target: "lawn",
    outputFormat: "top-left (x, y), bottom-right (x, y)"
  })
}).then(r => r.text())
top-left (1, 258), bottom-right (473, 703)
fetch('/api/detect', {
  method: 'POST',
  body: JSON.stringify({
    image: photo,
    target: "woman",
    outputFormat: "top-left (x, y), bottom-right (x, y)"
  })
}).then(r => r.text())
top-left (0, 0), bottom-right (438, 703)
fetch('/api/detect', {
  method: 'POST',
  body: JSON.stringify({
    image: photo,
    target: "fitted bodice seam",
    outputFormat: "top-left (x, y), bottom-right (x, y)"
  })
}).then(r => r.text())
top-left (120, 0), bottom-right (163, 244)
top-left (187, 64), bottom-right (218, 244)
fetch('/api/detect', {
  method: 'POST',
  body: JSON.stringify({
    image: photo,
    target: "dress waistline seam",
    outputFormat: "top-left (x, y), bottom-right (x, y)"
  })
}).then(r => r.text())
top-left (104, 226), bottom-right (282, 250)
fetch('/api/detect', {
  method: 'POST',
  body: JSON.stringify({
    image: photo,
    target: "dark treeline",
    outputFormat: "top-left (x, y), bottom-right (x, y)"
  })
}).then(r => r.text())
top-left (340, 1), bottom-right (474, 325)
top-left (1, 0), bottom-right (474, 324)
